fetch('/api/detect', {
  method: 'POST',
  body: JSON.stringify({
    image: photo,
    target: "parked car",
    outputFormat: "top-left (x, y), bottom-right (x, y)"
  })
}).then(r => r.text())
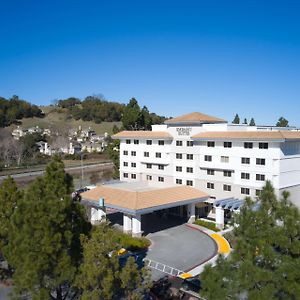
top-left (181, 276), bottom-right (201, 293)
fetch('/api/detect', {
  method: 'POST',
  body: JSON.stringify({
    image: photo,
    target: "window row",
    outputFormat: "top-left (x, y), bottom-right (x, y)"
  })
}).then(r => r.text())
top-left (206, 183), bottom-right (262, 196)
top-left (125, 139), bottom-right (165, 145)
top-left (176, 140), bottom-right (194, 147)
top-left (207, 141), bottom-right (268, 149)
top-left (176, 166), bottom-right (193, 173)
top-left (176, 153), bottom-right (194, 160)
top-left (175, 179), bottom-right (193, 186)
top-left (204, 155), bottom-right (266, 166)
top-left (146, 175), bottom-right (164, 182)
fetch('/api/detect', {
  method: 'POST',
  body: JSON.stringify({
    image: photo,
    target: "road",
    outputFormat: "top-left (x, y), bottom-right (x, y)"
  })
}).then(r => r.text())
top-left (0, 162), bottom-right (114, 181)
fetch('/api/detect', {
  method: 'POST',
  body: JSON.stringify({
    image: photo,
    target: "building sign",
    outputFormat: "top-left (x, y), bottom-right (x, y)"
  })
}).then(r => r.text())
top-left (176, 127), bottom-right (192, 136)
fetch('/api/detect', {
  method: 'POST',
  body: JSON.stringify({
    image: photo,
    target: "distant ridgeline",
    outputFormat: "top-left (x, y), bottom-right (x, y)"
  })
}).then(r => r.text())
top-left (0, 96), bottom-right (44, 127)
top-left (57, 96), bottom-right (166, 130)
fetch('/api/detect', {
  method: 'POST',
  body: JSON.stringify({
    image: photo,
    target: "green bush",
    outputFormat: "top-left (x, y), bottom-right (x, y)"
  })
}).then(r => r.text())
top-left (118, 233), bottom-right (150, 251)
top-left (194, 219), bottom-right (220, 232)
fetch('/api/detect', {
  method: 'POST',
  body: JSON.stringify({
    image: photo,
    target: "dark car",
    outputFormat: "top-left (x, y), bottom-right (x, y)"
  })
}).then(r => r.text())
top-left (118, 250), bottom-right (147, 269)
top-left (182, 276), bottom-right (201, 293)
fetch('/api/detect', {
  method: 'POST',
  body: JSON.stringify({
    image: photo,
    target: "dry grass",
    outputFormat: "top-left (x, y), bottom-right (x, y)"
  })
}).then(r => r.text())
top-left (9, 106), bottom-right (122, 135)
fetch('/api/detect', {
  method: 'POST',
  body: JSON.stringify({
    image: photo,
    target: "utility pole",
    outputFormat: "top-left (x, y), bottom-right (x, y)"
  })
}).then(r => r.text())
top-left (81, 152), bottom-right (84, 188)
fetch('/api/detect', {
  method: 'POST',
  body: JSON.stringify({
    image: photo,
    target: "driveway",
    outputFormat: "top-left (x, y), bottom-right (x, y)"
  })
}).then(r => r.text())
top-left (145, 224), bottom-right (217, 280)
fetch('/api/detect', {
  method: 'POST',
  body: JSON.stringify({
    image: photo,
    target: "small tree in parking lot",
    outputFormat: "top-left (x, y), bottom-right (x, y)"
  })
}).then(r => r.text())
top-left (76, 223), bottom-right (151, 299)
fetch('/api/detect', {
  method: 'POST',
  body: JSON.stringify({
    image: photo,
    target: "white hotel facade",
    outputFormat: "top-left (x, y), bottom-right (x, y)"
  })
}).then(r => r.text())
top-left (113, 112), bottom-right (300, 209)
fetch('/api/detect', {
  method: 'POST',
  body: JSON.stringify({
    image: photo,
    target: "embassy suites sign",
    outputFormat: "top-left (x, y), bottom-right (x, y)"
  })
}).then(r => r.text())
top-left (176, 127), bottom-right (192, 136)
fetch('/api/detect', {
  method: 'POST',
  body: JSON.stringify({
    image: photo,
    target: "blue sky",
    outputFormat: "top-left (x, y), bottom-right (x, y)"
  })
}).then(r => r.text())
top-left (1, 0), bottom-right (300, 125)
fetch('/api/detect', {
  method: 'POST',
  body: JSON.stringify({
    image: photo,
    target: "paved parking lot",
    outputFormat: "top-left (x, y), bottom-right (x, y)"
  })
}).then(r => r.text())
top-left (108, 212), bottom-right (218, 281)
top-left (145, 224), bottom-right (217, 280)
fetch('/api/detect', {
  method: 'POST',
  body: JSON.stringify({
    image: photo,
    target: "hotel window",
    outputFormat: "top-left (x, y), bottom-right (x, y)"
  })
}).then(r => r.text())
top-left (144, 152), bottom-right (149, 157)
top-left (146, 175), bottom-right (152, 181)
top-left (176, 166), bottom-right (182, 172)
top-left (241, 172), bottom-right (250, 180)
top-left (207, 182), bottom-right (215, 189)
top-left (176, 140), bottom-right (183, 146)
top-left (131, 151), bottom-right (136, 156)
top-left (205, 155), bottom-right (212, 161)
top-left (186, 167), bottom-right (193, 173)
top-left (146, 140), bottom-right (152, 145)
top-left (131, 162), bottom-right (136, 168)
top-left (158, 165), bottom-right (164, 170)
top-left (123, 162), bottom-right (128, 167)
top-left (207, 169), bottom-right (215, 175)
top-left (223, 170), bottom-right (232, 177)
top-left (255, 189), bottom-right (262, 197)
top-left (176, 179), bottom-right (182, 184)
top-left (259, 143), bottom-right (268, 149)
top-left (256, 174), bottom-right (265, 181)
top-left (241, 157), bottom-right (250, 164)
top-left (221, 156), bottom-right (229, 163)
top-left (158, 176), bottom-right (164, 182)
top-left (256, 158), bottom-right (266, 165)
top-left (126, 139), bottom-right (131, 144)
top-left (158, 140), bottom-right (164, 146)
top-left (241, 187), bottom-right (250, 195)
top-left (131, 174), bottom-right (136, 179)
top-left (146, 164), bottom-right (152, 169)
top-left (176, 153), bottom-right (183, 159)
top-left (244, 142), bottom-right (253, 149)
top-left (134, 139), bottom-right (139, 145)
top-left (187, 154), bottom-right (193, 160)
top-left (187, 141), bottom-right (194, 147)
top-left (224, 142), bottom-right (232, 148)
top-left (207, 141), bottom-right (215, 147)
top-left (156, 152), bottom-right (162, 158)
top-left (186, 180), bottom-right (193, 186)
top-left (123, 173), bottom-right (128, 178)
top-left (123, 150), bottom-right (128, 156)
top-left (223, 184), bottom-right (231, 191)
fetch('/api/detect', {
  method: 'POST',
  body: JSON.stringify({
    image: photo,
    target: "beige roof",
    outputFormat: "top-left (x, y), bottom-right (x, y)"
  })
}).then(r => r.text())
top-left (165, 112), bottom-right (227, 124)
top-left (112, 131), bottom-right (173, 139)
top-left (192, 130), bottom-right (300, 141)
top-left (81, 185), bottom-right (208, 212)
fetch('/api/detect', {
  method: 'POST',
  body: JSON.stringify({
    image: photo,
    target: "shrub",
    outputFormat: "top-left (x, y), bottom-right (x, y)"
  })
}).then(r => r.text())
top-left (118, 233), bottom-right (150, 251)
top-left (194, 219), bottom-right (220, 232)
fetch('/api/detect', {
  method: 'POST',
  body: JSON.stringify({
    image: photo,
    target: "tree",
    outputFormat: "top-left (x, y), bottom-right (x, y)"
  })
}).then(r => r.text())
top-left (232, 114), bottom-right (240, 124)
top-left (76, 224), bottom-right (151, 300)
top-left (0, 177), bottom-right (22, 280)
top-left (243, 118), bottom-right (247, 124)
top-left (201, 181), bottom-right (300, 300)
top-left (122, 98), bottom-right (141, 130)
top-left (5, 157), bottom-right (91, 299)
top-left (249, 118), bottom-right (256, 126)
top-left (276, 117), bottom-right (289, 127)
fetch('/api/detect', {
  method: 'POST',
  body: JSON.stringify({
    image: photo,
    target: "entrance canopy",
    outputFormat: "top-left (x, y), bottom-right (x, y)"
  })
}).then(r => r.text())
top-left (214, 198), bottom-right (245, 212)
top-left (81, 182), bottom-right (208, 215)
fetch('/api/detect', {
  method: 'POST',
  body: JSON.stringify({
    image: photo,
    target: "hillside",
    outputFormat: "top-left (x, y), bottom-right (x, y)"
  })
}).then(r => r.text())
top-left (9, 106), bottom-right (121, 135)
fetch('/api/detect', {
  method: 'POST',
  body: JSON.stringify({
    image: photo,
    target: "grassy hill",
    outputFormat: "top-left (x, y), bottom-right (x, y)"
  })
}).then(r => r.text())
top-left (9, 106), bottom-right (121, 135)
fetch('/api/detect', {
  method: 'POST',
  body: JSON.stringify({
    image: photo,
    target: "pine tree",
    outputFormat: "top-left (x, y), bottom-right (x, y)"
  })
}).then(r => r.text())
top-left (243, 118), bottom-right (247, 124)
top-left (276, 117), bottom-right (289, 127)
top-left (201, 181), bottom-right (300, 299)
top-left (0, 177), bottom-right (22, 280)
top-left (6, 157), bottom-right (91, 299)
top-left (232, 114), bottom-right (240, 124)
top-left (76, 223), bottom-right (151, 299)
top-left (249, 118), bottom-right (256, 126)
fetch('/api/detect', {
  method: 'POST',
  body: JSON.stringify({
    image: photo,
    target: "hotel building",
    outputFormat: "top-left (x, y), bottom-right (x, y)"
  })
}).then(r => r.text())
top-left (113, 112), bottom-right (300, 209)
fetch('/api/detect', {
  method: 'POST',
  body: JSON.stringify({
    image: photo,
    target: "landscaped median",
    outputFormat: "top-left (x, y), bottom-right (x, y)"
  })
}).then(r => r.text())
top-left (210, 233), bottom-right (231, 255)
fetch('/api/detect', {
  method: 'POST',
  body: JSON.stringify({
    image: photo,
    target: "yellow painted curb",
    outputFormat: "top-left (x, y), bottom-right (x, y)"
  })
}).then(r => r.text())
top-left (210, 233), bottom-right (230, 254)
top-left (179, 272), bottom-right (193, 279)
